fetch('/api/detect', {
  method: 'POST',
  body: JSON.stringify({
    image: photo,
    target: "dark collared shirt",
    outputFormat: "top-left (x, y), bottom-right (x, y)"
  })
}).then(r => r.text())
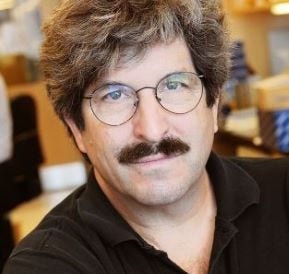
top-left (4, 153), bottom-right (289, 273)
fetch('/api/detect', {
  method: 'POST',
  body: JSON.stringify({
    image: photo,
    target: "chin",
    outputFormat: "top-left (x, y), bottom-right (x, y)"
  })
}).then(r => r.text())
top-left (130, 179), bottom-right (192, 207)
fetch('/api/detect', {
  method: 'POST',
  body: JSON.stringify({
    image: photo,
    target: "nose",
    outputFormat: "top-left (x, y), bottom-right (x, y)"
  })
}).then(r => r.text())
top-left (132, 88), bottom-right (169, 142)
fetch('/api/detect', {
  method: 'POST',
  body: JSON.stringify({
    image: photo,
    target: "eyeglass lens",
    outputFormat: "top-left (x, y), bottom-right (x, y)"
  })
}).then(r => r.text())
top-left (89, 72), bottom-right (203, 126)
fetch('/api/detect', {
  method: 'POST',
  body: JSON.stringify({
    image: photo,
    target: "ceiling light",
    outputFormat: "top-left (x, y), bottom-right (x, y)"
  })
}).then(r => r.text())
top-left (271, 0), bottom-right (289, 15)
top-left (0, 0), bottom-right (14, 11)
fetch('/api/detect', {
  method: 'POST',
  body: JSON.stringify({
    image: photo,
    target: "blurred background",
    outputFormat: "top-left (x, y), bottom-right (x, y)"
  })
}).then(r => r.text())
top-left (0, 0), bottom-right (289, 270)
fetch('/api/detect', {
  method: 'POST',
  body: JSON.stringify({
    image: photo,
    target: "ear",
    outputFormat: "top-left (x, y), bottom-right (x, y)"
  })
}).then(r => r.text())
top-left (64, 117), bottom-right (87, 153)
top-left (212, 97), bottom-right (219, 133)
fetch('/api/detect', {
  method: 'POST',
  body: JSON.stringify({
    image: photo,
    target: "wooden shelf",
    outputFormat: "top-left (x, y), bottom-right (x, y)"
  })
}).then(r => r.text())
top-left (233, 6), bottom-right (270, 14)
top-left (226, 0), bottom-right (270, 14)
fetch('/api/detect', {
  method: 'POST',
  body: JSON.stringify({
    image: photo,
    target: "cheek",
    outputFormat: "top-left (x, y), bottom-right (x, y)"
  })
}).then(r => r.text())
top-left (176, 108), bottom-right (216, 143)
top-left (84, 123), bottom-right (132, 162)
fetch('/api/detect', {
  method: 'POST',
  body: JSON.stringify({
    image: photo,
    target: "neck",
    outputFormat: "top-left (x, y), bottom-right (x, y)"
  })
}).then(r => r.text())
top-left (131, 171), bottom-right (216, 249)
top-left (97, 169), bottom-right (216, 244)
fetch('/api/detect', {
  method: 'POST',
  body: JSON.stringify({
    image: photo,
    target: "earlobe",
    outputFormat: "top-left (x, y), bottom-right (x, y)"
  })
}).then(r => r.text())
top-left (64, 117), bottom-right (87, 153)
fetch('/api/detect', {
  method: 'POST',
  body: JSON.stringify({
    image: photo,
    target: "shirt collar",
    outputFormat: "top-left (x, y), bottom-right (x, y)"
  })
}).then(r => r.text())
top-left (77, 152), bottom-right (260, 246)
top-left (78, 172), bottom-right (142, 246)
top-left (206, 152), bottom-right (260, 221)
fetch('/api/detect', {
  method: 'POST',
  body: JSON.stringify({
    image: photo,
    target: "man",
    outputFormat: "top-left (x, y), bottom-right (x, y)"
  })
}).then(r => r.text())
top-left (4, 0), bottom-right (289, 273)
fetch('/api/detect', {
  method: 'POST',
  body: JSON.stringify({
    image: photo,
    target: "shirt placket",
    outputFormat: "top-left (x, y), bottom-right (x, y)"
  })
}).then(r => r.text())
top-left (209, 218), bottom-right (239, 274)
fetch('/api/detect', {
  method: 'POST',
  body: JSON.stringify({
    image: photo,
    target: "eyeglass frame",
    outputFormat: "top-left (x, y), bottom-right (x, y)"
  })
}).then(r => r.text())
top-left (83, 71), bottom-right (204, 126)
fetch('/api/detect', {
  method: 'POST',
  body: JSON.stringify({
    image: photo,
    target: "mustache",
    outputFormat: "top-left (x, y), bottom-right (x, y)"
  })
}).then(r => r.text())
top-left (118, 137), bottom-right (190, 164)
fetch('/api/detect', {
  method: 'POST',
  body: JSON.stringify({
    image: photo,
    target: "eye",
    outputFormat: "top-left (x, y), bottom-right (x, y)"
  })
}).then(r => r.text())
top-left (163, 79), bottom-right (189, 92)
top-left (160, 73), bottom-right (193, 93)
top-left (166, 81), bottom-right (181, 90)
top-left (99, 84), bottom-right (134, 102)
top-left (106, 90), bottom-right (122, 100)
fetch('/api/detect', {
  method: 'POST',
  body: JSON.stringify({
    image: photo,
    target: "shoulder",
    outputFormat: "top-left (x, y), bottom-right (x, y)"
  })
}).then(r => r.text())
top-left (4, 186), bottom-right (106, 274)
top-left (226, 156), bottom-right (289, 209)
top-left (4, 227), bottom-right (106, 274)
top-left (227, 156), bottom-right (289, 183)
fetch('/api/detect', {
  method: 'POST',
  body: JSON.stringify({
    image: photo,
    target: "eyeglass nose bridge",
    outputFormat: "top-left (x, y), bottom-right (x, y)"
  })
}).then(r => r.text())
top-left (134, 86), bottom-right (161, 104)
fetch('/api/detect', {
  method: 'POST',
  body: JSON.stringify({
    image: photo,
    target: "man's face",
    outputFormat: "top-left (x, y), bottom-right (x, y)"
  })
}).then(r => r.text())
top-left (67, 38), bottom-right (219, 207)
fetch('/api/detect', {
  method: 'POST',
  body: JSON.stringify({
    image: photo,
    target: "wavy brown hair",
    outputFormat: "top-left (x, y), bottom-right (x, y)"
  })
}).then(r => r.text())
top-left (41, 0), bottom-right (230, 131)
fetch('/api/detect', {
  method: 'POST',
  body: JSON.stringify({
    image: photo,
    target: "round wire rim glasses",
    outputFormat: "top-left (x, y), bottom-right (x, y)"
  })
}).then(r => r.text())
top-left (83, 71), bottom-right (204, 126)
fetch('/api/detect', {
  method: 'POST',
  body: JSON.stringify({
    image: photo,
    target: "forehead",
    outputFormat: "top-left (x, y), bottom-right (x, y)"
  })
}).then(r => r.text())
top-left (89, 38), bottom-right (196, 91)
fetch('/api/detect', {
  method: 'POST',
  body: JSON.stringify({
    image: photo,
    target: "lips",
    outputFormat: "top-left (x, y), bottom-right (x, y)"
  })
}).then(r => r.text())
top-left (130, 152), bottom-right (183, 165)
